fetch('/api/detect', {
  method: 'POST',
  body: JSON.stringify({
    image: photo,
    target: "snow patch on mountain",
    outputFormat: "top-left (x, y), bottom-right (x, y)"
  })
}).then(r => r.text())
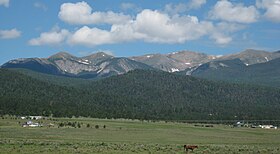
top-left (265, 57), bottom-right (269, 62)
top-left (171, 68), bottom-right (179, 72)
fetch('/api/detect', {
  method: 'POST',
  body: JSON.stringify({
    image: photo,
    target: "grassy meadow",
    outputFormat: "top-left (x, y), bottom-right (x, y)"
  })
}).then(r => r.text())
top-left (0, 116), bottom-right (280, 153)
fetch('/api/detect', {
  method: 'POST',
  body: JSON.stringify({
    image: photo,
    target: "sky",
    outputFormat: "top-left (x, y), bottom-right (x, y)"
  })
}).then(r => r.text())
top-left (0, 0), bottom-right (280, 64)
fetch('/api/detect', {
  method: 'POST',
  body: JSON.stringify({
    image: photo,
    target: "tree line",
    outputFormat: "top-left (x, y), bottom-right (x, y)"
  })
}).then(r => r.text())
top-left (1, 68), bottom-right (280, 120)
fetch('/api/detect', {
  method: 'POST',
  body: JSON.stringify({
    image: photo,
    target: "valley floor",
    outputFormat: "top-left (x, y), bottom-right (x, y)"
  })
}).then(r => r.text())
top-left (0, 117), bottom-right (280, 154)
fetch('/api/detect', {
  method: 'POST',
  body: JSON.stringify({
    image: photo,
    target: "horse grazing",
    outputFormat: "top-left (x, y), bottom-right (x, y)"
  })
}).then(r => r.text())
top-left (184, 145), bottom-right (198, 151)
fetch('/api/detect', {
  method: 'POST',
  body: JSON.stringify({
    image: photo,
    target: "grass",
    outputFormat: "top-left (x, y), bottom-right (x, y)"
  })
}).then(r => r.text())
top-left (1, 116), bottom-right (280, 153)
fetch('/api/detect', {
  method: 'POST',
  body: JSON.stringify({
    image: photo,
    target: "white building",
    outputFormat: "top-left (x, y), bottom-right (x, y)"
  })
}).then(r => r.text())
top-left (29, 116), bottom-right (43, 120)
top-left (259, 125), bottom-right (277, 129)
top-left (22, 120), bottom-right (42, 127)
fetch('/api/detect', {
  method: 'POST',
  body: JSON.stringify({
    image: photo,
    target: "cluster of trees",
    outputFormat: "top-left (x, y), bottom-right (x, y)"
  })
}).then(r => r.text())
top-left (57, 122), bottom-right (105, 129)
top-left (1, 68), bottom-right (280, 120)
top-left (58, 121), bottom-right (82, 128)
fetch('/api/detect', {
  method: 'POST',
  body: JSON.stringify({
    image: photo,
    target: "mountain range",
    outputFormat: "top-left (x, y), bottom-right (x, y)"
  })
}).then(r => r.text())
top-left (1, 48), bottom-right (280, 119)
top-left (1, 52), bottom-right (154, 78)
top-left (1, 49), bottom-right (280, 87)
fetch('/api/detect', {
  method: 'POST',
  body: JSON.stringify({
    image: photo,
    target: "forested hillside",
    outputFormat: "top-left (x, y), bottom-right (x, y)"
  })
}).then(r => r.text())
top-left (1, 68), bottom-right (280, 120)
top-left (183, 58), bottom-right (280, 88)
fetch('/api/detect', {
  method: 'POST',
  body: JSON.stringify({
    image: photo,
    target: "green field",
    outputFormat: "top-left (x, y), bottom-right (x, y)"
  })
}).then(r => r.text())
top-left (0, 117), bottom-right (280, 153)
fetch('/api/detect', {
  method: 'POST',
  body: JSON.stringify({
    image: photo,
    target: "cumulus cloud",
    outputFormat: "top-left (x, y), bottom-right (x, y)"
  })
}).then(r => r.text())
top-left (68, 23), bottom-right (144, 46)
top-left (34, 7), bottom-right (245, 47)
top-left (256, 0), bottom-right (280, 22)
top-left (209, 0), bottom-right (259, 23)
top-left (29, 27), bottom-right (69, 46)
top-left (58, 1), bottom-right (131, 25)
top-left (0, 0), bottom-right (9, 7)
top-left (0, 29), bottom-right (21, 39)
top-left (69, 9), bottom-right (241, 46)
top-left (133, 10), bottom-right (212, 43)
top-left (68, 9), bottom-right (214, 46)
top-left (69, 26), bottom-right (121, 46)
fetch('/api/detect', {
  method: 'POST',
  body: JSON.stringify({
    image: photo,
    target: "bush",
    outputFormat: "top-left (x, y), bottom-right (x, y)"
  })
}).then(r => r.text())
top-left (59, 123), bottom-right (64, 127)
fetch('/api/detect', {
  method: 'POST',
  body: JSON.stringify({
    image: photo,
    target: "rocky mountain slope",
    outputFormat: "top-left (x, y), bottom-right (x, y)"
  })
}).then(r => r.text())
top-left (220, 49), bottom-right (280, 65)
top-left (1, 52), bottom-right (154, 78)
top-left (130, 51), bottom-right (219, 72)
top-left (2, 49), bottom-right (280, 83)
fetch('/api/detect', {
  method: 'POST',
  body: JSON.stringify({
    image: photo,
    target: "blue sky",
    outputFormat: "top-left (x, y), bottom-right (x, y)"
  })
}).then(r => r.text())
top-left (0, 0), bottom-right (280, 64)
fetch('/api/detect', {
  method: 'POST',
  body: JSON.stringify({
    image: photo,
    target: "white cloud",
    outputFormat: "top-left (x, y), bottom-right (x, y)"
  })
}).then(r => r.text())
top-left (29, 27), bottom-right (69, 46)
top-left (69, 26), bottom-right (120, 46)
top-left (210, 22), bottom-right (245, 45)
top-left (34, 2), bottom-right (48, 11)
top-left (256, 0), bottom-right (280, 22)
top-left (0, 29), bottom-right (21, 39)
top-left (133, 10), bottom-right (212, 43)
top-left (210, 33), bottom-right (232, 45)
top-left (68, 9), bottom-right (214, 46)
top-left (58, 1), bottom-right (131, 25)
top-left (68, 23), bottom-right (142, 46)
top-left (209, 0), bottom-right (259, 23)
top-left (0, 0), bottom-right (9, 7)
top-left (35, 7), bottom-right (245, 47)
top-left (215, 22), bottom-right (245, 33)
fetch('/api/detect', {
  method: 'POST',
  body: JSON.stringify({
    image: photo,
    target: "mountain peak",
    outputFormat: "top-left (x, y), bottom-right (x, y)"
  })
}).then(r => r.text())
top-left (48, 52), bottom-right (75, 60)
top-left (83, 52), bottom-right (113, 59)
top-left (240, 49), bottom-right (267, 54)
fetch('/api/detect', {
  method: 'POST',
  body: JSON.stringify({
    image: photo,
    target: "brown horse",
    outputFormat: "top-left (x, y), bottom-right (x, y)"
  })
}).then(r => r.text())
top-left (184, 145), bottom-right (198, 151)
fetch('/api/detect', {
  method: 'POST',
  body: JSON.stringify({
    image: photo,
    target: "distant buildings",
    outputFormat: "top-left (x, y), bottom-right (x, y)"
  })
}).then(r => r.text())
top-left (234, 121), bottom-right (277, 129)
top-left (28, 116), bottom-right (43, 120)
top-left (20, 116), bottom-right (43, 120)
top-left (20, 116), bottom-right (44, 127)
